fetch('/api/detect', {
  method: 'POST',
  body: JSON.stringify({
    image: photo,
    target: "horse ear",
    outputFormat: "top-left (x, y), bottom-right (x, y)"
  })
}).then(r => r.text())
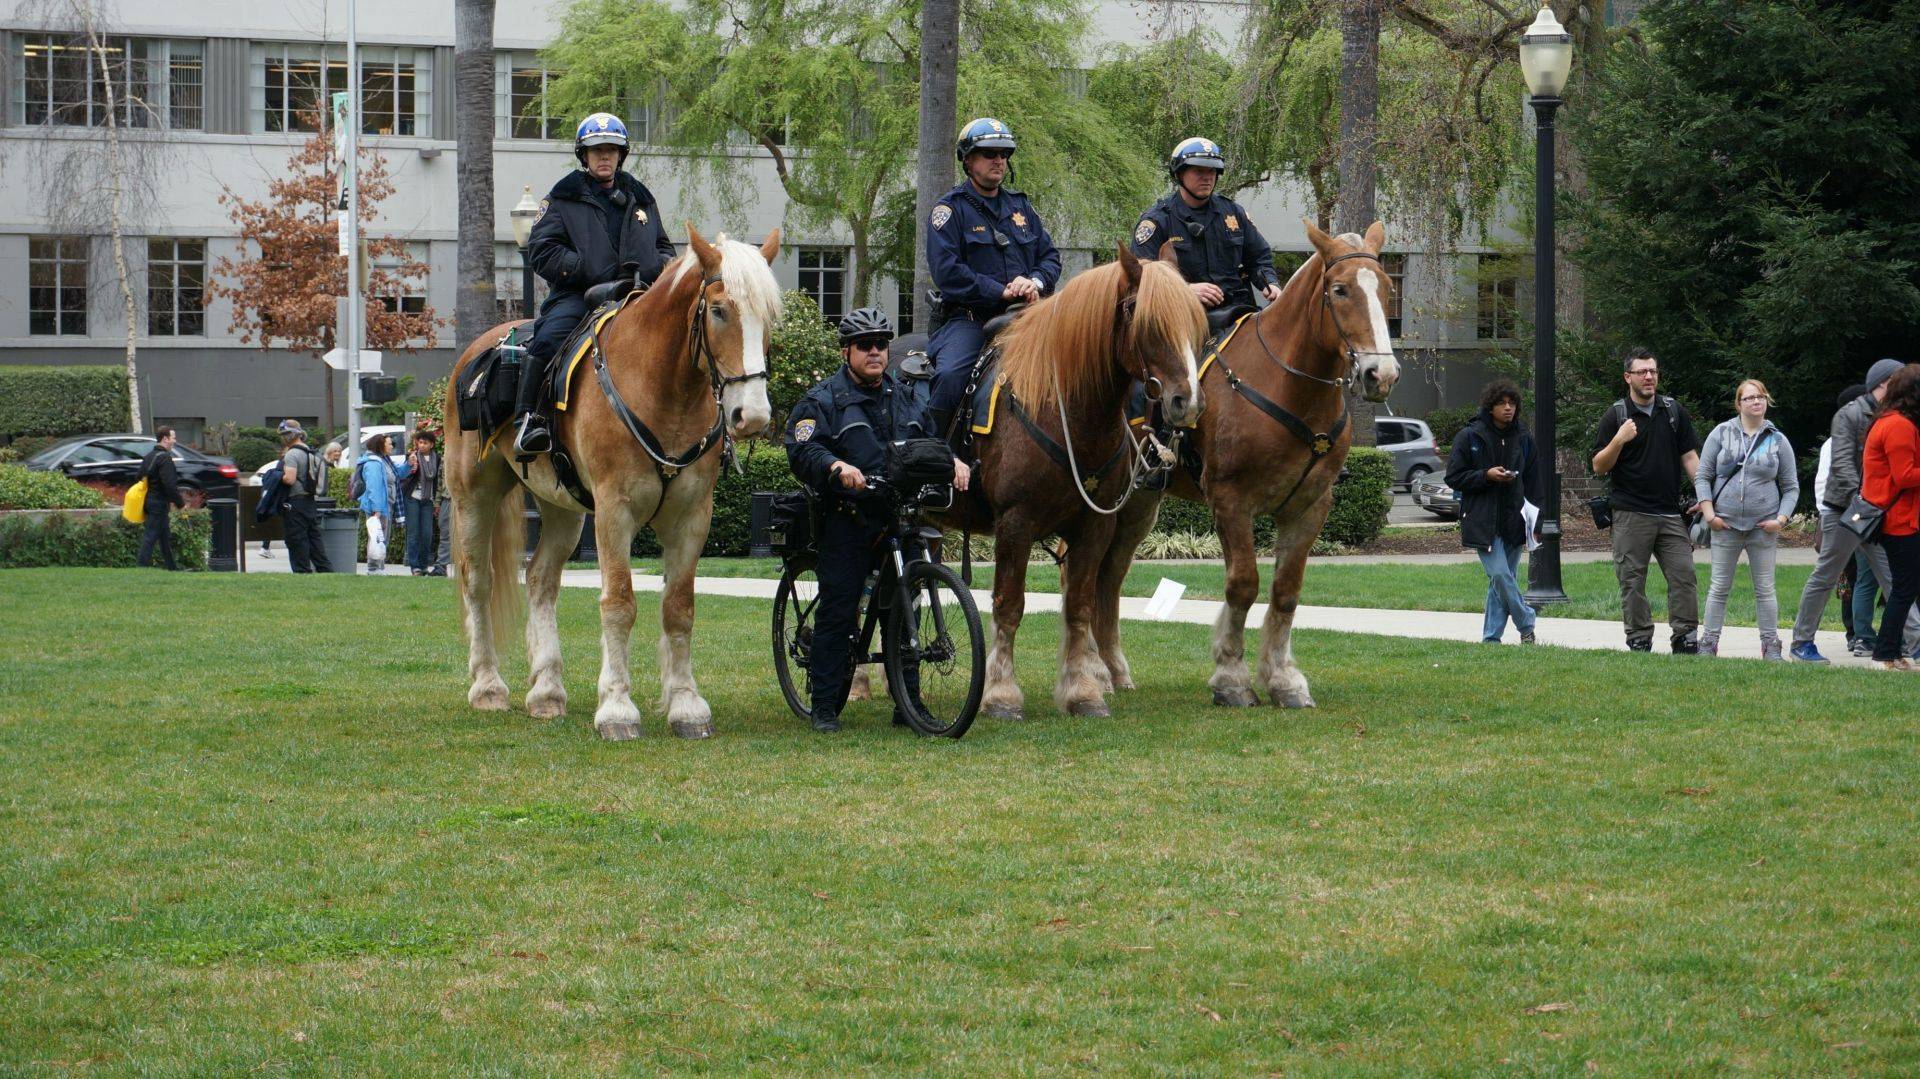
top-left (1156, 238), bottom-right (1179, 264)
top-left (1116, 242), bottom-right (1142, 288)
top-left (758, 227), bottom-right (781, 265)
top-left (1363, 221), bottom-right (1386, 254)
top-left (687, 222), bottom-right (720, 274)
top-left (1303, 218), bottom-right (1339, 263)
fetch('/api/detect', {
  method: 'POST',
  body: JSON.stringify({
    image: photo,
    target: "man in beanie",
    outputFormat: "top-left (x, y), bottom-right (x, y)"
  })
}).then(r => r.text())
top-left (1787, 358), bottom-right (1920, 662)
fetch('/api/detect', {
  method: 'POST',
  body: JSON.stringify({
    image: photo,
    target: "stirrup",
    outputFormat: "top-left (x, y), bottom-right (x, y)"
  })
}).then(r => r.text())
top-left (513, 413), bottom-right (552, 454)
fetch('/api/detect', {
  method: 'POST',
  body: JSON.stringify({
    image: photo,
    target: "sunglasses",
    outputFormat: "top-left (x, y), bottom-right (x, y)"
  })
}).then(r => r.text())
top-left (974, 149), bottom-right (1012, 161)
top-left (849, 337), bottom-right (890, 353)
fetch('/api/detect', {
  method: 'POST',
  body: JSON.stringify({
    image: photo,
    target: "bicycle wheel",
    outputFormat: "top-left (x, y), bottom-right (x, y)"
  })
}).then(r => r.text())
top-left (885, 561), bottom-right (986, 738)
top-left (772, 559), bottom-right (823, 723)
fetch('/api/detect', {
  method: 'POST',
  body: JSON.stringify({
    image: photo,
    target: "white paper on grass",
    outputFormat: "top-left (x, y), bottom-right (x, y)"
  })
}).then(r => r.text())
top-left (1521, 499), bottom-right (1542, 552)
top-left (1142, 578), bottom-right (1187, 620)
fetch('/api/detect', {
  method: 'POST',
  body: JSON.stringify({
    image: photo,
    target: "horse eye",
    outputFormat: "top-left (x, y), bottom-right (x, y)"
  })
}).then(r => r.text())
top-left (711, 306), bottom-right (731, 323)
top-left (1331, 284), bottom-right (1349, 298)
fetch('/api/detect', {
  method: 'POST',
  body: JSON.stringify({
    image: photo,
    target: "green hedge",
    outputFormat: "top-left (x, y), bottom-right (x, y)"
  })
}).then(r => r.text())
top-left (1322, 447), bottom-right (1395, 548)
top-left (768, 291), bottom-right (844, 423)
top-left (230, 436), bottom-right (281, 472)
top-left (1424, 406), bottom-right (1477, 446)
top-left (0, 509), bottom-right (209, 568)
top-left (0, 366), bottom-right (131, 438)
top-left (0, 463), bottom-right (109, 509)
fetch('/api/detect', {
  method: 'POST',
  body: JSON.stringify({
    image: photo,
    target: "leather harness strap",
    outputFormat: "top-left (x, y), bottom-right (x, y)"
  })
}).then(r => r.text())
top-left (1003, 391), bottom-right (1129, 494)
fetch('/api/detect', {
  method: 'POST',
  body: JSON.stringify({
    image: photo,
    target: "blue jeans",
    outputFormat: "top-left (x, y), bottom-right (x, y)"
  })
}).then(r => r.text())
top-left (1851, 547), bottom-right (1879, 647)
top-left (1477, 536), bottom-right (1535, 641)
top-left (404, 496), bottom-right (437, 570)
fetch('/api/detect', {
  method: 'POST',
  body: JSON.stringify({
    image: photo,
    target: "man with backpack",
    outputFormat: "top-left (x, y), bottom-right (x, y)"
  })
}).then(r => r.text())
top-left (277, 420), bottom-right (333, 574)
top-left (1591, 349), bottom-right (1702, 653)
top-left (135, 426), bottom-right (187, 570)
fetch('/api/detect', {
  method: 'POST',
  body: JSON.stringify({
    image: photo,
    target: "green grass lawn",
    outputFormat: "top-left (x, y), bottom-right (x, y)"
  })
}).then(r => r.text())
top-left (609, 555), bottom-right (1842, 633)
top-left (3, 570), bottom-right (1914, 1071)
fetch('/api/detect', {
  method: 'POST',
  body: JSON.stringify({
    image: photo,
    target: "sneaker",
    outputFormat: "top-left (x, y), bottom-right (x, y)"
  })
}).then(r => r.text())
top-left (1761, 639), bottom-right (1783, 662)
top-left (1672, 634), bottom-right (1700, 656)
top-left (1872, 657), bottom-right (1917, 672)
top-left (1789, 641), bottom-right (1829, 664)
top-left (1520, 630), bottom-right (1537, 645)
top-left (1626, 637), bottom-right (1653, 653)
top-left (1849, 640), bottom-right (1874, 658)
top-left (1699, 637), bottom-right (1719, 657)
top-left (428, 566), bottom-right (448, 577)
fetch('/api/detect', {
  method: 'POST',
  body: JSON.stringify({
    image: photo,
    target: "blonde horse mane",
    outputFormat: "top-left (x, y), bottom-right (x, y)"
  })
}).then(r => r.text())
top-left (1001, 259), bottom-right (1203, 409)
top-left (655, 235), bottom-right (783, 326)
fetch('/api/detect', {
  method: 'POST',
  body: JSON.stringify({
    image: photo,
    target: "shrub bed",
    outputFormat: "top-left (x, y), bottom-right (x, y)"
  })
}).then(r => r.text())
top-left (1322, 446), bottom-right (1395, 547)
top-left (0, 509), bottom-right (209, 569)
top-left (0, 366), bottom-right (130, 439)
top-left (0, 463), bottom-right (109, 510)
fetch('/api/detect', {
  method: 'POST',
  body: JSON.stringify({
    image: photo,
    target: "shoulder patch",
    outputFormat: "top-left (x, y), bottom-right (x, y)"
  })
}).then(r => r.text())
top-left (931, 204), bottom-right (952, 229)
top-left (792, 418), bottom-right (817, 443)
top-left (1134, 219), bottom-right (1156, 245)
top-left (535, 199), bottom-right (548, 223)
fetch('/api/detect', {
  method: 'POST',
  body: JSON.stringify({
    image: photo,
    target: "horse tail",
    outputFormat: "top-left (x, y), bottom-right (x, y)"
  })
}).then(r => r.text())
top-left (482, 488), bottom-right (524, 653)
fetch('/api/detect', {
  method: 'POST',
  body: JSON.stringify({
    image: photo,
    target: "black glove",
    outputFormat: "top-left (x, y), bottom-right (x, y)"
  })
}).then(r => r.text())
top-left (584, 280), bottom-right (628, 306)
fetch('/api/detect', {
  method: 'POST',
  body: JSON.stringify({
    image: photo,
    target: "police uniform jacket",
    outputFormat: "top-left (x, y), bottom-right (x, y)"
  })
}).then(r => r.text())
top-left (1130, 192), bottom-right (1279, 309)
top-left (528, 169), bottom-right (677, 296)
top-left (785, 366), bottom-right (935, 515)
top-left (927, 182), bottom-right (1063, 318)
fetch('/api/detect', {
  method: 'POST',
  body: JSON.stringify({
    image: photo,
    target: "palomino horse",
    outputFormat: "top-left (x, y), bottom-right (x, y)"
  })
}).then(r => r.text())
top-left (444, 227), bottom-right (783, 740)
top-left (1099, 222), bottom-right (1400, 708)
top-left (941, 244), bottom-right (1208, 719)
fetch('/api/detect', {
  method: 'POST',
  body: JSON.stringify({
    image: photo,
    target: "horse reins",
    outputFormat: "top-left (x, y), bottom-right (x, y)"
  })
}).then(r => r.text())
top-left (591, 271), bottom-right (765, 525)
top-left (1038, 290), bottom-right (1168, 517)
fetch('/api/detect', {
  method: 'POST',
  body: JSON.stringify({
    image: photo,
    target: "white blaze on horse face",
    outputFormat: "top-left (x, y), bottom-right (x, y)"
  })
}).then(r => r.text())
top-left (725, 309), bottom-right (772, 435)
top-left (1355, 268), bottom-right (1401, 390)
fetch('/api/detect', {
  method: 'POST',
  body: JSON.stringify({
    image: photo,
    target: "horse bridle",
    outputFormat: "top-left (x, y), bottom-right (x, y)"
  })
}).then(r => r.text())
top-left (1248, 248), bottom-right (1392, 389)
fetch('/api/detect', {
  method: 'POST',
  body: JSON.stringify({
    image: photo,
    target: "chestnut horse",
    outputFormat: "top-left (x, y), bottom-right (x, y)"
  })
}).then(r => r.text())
top-left (941, 244), bottom-right (1208, 719)
top-left (443, 228), bottom-right (782, 740)
top-left (1100, 222), bottom-right (1400, 708)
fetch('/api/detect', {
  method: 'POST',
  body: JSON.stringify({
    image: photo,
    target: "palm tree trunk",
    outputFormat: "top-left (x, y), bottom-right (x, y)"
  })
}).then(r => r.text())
top-left (1337, 0), bottom-right (1382, 448)
top-left (913, 0), bottom-right (959, 322)
top-left (454, 0), bottom-right (497, 349)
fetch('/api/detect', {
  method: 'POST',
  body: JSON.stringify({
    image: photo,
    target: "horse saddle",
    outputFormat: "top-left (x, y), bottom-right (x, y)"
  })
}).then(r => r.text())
top-left (963, 349), bottom-right (1007, 438)
top-left (547, 300), bottom-right (625, 412)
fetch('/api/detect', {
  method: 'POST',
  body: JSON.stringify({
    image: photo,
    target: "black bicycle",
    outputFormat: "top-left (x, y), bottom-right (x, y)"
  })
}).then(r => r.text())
top-left (770, 477), bottom-right (986, 738)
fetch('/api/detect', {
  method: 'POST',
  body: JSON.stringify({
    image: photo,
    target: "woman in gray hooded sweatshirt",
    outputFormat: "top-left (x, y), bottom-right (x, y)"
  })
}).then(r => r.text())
top-left (1696, 378), bottom-right (1799, 658)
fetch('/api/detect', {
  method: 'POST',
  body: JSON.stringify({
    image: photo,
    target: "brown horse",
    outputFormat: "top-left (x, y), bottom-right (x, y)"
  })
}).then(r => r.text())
top-left (443, 227), bottom-right (783, 740)
top-left (941, 244), bottom-right (1208, 719)
top-left (1099, 222), bottom-right (1400, 708)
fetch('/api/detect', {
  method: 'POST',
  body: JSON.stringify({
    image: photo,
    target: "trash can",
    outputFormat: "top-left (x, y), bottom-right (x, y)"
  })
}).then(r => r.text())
top-left (206, 497), bottom-right (240, 572)
top-left (318, 507), bottom-right (360, 573)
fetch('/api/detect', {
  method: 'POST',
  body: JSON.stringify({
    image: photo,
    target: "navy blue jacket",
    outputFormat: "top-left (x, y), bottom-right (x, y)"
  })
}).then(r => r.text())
top-left (926, 182), bottom-right (1062, 318)
top-left (1446, 411), bottom-right (1545, 551)
top-left (1130, 192), bottom-right (1279, 309)
top-left (528, 169), bottom-right (676, 296)
top-left (785, 367), bottom-right (936, 513)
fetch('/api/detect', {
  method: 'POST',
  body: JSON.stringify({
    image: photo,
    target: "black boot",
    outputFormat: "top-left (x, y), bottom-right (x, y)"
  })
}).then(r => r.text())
top-left (511, 355), bottom-right (551, 454)
top-left (928, 407), bottom-right (956, 443)
top-left (810, 709), bottom-right (841, 733)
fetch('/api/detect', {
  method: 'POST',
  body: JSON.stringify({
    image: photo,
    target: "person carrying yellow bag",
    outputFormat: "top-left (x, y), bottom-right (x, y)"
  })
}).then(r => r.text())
top-left (134, 427), bottom-right (187, 570)
top-left (121, 476), bottom-right (147, 524)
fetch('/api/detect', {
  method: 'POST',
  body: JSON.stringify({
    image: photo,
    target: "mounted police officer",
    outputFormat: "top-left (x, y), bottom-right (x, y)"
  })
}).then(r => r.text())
top-left (513, 111), bottom-right (678, 454)
top-left (924, 117), bottom-right (1062, 437)
top-left (784, 308), bottom-right (972, 733)
top-left (1130, 137), bottom-right (1282, 325)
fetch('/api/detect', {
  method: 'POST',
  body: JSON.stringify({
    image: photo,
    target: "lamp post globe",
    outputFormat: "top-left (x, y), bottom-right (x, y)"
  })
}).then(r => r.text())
top-left (509, 184), bottom-right (540, 319)
top-left (1520, 1), bottom-right (1573, 609)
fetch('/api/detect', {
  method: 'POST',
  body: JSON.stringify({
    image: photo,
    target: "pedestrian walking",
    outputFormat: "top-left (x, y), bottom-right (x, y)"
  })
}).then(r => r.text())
top-left (1860, 363), bottom-right (1920, 670)
top-left (277, 420), bottom-right (332, 573)
top-left (1446, 379), bottom-right (1543, 643)
top-left (135, 425), bottom-right (187, 570)
top-left (402, 432), bottom-right (441, 576)
top-left (355, 433), bottom-right (403, 575)
top-left (1694, 379), bottom-right (1798, 658)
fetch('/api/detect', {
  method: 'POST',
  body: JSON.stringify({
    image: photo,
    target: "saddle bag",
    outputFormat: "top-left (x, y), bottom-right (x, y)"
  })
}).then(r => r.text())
top-left (890, 438), bottom-right (956, 489)
top-left (457, 339), bottom-right (527, 432)
top-left (761, 489), bottom-right (819, 557)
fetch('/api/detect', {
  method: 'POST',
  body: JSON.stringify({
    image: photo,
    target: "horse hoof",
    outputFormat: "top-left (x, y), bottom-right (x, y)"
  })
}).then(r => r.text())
top-left (597, 720), bottom-right (641, 741)
top-left (1270, 689), bottom-right (1317, 709)
top-left (1112, 677), bottom-right (1136, 691)
top-left (470, 687), bottom-right (510, 711)
top-left (1212, 687), bottom-right (1259, 708)
top-left (669, 719), bottom-right (713, 740)
top-left (1068, 699), bottom-right (1110, 718)
top-left (527, 695), bottom-right (567, 720)
top-left (984, 703), bottom-right (1026, 721)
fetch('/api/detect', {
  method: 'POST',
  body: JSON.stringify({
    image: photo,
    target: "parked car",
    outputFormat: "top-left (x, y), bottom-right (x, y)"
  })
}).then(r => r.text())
top-left (1410, 473), bottom-right (1461, 520)
top-left (1374, 416), bottom-right (1445, 488)
top-left (23, 434), bottom-right (240, 501)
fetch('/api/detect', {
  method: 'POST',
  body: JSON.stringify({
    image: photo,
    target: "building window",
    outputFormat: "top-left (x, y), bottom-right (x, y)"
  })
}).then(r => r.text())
top-left (14, 35), bottom-right (203, 129)
top-left (895, 276), bottom-right (914, 335)
top-left (155, 416), bottom-right (206, 448)
top-left (494, 51), bottom-right (567, 140)
top-left (1476, 255), bottom-right (1519, 341)
top-left (494, 242), bottom-right (549, 321)
top-left (251, 43), bottom-right (431, 135)
top-left (29, 237), bottom-right (88, 336)
top-left (1380, 252), bottom-right (1405, 339)
top-left (374, 242), bottom-right (429, 317)
top-left (147, 238), bottom-right (205, 336)
top-left (797, 248), bottom-right (846, 323)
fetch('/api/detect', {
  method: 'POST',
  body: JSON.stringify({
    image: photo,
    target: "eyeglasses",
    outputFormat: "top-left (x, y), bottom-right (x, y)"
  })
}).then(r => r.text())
top-left (1630, 369), bottom-right (1659, 377)
top-left (1739, 395), bottom-right (1768, 403)
top-left (974, 149), bottom-right (1012, 160)
top-left (849, 338), bottom-right (889, 353)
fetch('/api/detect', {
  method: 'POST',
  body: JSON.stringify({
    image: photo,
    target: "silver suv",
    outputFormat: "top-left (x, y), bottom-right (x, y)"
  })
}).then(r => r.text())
top-left (1374, 416), bottom-right (1444, 488)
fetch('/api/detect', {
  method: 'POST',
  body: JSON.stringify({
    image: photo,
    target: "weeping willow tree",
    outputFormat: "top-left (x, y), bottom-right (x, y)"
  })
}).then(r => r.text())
top-left (544, 0), bottom-right (1153, 307)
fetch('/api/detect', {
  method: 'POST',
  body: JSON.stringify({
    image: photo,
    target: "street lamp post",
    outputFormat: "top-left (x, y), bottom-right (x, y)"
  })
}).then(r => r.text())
top-left (1520, 1), bottom-right (1574, 609)
top-left (510, 185), bottom-right (540, 319)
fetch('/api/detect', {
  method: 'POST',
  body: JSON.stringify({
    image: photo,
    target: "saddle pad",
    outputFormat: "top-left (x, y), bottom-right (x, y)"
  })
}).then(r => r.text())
top-left (551, 301), bottom-right (625, 413)
top-left (970, 378), bottom-right (1007, 436)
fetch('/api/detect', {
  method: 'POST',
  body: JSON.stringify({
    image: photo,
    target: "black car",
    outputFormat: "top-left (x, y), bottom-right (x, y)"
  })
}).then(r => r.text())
top-left (23, 434), bottom-right (241, 502)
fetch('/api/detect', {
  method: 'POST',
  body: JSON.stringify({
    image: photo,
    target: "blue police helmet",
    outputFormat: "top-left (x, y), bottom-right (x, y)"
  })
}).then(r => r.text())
top-left (1168, 136), bottom-right (1226, 181)
top-left (575, 112), bottom-right (630, 164)
top-left (956, 117), bottom-right (1017, 162)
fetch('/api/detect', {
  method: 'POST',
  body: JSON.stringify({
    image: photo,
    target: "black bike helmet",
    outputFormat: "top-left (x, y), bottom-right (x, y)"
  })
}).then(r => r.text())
top-left (837, 307), bottom-right (895, 346)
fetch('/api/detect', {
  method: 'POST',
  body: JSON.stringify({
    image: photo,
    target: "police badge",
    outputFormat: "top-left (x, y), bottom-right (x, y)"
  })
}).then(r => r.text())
top-left (1134, 219), bottom-right (1156, 245)
top-left (1011, 211), bottom-right (1026, 228)
top-left (1224, 215), bottom-right (1240, 232)
top-left (931, 204), bottom-right (952, 229)
top-left (634, 208), bottom-right (648, 224)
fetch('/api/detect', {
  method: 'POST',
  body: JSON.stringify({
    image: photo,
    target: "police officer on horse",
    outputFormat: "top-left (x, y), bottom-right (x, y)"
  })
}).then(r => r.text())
top-left (513, 111), bottom-right (678, 454)
top-left (1130, 137), bottom-right (1282, 323)
top-left (924, 117), bottom-right (1062, 437)
top-left (784, 308), bottom-right (972, 733)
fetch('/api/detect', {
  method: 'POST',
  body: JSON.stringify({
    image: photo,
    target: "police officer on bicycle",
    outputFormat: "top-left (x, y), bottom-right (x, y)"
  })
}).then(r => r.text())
top-left (1130, 137), bottom-right (1282, 323)
top-left (512, 111), bottom-right (678, 454)
top-left (924, 117), bottom-right (1062, 437)
top-left (784, 308), bottom-right (972, 733)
